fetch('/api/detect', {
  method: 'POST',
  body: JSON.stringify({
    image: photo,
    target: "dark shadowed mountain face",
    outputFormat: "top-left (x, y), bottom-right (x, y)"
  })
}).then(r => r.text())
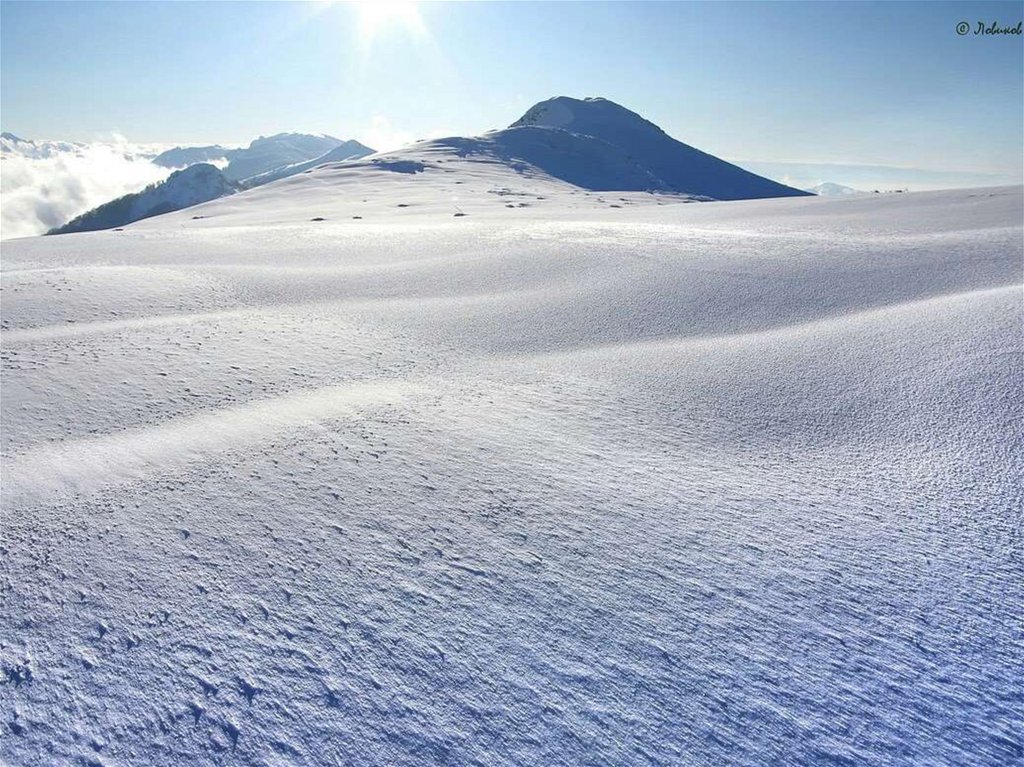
top-left (49, 164), bottom-right (238, 235)
top-left (507, 96), bottom-right (810, 200)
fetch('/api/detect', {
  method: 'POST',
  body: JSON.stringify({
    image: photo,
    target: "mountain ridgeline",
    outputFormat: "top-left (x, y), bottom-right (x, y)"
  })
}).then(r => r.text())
top-left (151, 133), bottom-right (375, 182)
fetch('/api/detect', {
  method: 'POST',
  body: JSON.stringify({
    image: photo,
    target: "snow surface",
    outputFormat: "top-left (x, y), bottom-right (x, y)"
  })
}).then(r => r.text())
top-left (1, 171), bottom-right (1021, 766)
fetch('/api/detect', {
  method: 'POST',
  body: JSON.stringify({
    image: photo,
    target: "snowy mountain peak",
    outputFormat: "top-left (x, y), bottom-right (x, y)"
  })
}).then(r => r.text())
top-left (502, 95), bottom-right (808, 200)
top-left (511, 96), bottom-right (666, 139)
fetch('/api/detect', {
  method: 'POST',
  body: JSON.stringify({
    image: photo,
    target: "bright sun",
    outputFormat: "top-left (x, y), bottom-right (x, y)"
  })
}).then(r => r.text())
top-left (352, 1), bottom-right (424, 43)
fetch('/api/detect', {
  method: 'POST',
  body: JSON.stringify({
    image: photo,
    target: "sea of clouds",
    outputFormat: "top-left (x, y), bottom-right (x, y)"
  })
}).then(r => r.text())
top-left (0, 135), bottom-right (174, 239)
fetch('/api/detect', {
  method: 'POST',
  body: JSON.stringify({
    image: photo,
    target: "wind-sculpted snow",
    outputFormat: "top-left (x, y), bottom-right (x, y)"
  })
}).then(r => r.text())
top-left (1, 185), bottom-right (1021, 766)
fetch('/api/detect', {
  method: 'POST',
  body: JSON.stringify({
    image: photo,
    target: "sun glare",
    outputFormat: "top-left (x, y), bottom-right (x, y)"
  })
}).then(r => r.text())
top-left (353, 1), bottom-right (425, 44)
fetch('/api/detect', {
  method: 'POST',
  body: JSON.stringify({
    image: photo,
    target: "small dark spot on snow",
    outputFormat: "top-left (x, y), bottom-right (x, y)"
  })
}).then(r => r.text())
top-left (310, 217), bottom-right (325, 221)
top-left (238, 678), bottom-right (262, 706)
top-left (221, 721), bottom-right (240, 751)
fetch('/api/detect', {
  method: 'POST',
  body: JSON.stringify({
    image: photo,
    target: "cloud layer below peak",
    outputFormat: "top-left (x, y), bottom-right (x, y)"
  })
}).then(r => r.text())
top-left (1, 136), bottom-right (174, 239)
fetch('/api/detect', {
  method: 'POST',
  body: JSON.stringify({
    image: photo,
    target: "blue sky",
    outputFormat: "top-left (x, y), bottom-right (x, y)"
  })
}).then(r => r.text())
top-left (2, 0), bottom-right (1022, 189)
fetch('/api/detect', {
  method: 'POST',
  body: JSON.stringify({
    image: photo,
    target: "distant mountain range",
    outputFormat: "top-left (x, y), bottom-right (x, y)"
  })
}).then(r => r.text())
top-left (1, 131), bottom-right (85, 159)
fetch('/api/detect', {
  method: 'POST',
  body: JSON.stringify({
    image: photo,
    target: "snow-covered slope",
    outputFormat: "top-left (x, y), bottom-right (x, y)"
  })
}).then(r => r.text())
top-left (48, 163), bottom-right (238, 234)
top-left (1, 172), bottom-right (1021, 766)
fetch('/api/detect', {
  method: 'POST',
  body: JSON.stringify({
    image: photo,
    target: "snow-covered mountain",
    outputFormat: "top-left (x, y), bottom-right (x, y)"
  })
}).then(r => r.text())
top-left (163, 96), bottom-right (808, 230)
top-left (807, 181), bottom-right (868, 196)
top-left (152, 134), bottom-right (374, 183)
top-left (224, 96), bottom-right (808, 211)
top-left (38, 96), bottom-right (809, 235)
top-left (220, 133), bottom-right (363, 182)
top-left (48, 163), bottom-right (238, 234)
top-left (151, 144), bottom-right (230, 168)
top-left (240, 139), bottom-right (375, 188)
top-left (505, 96), bottom-right (810, 199)
top-left (1, 131), bottom-right (85, 159)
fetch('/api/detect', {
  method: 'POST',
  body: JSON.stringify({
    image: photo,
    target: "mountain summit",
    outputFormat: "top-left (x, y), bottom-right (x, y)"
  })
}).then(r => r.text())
top-left (505, 96), bottom-right (808, 200)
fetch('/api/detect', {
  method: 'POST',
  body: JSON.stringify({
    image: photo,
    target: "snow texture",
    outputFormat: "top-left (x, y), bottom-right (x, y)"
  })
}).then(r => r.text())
top-left (0, 128), bottom-right (1021, 767)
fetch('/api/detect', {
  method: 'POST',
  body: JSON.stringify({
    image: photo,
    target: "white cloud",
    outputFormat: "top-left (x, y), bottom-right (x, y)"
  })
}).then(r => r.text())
top-left (359, 115), bottom-right (415, 154)
top-left (358, 116), bottom-right (452, 154)
top-left (1, 136), bottom-right (174, 239)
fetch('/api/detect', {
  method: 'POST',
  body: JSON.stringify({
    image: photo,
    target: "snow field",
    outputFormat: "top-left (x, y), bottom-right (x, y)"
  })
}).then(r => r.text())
top-left (1, 185), bottom-right (1021, 765)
